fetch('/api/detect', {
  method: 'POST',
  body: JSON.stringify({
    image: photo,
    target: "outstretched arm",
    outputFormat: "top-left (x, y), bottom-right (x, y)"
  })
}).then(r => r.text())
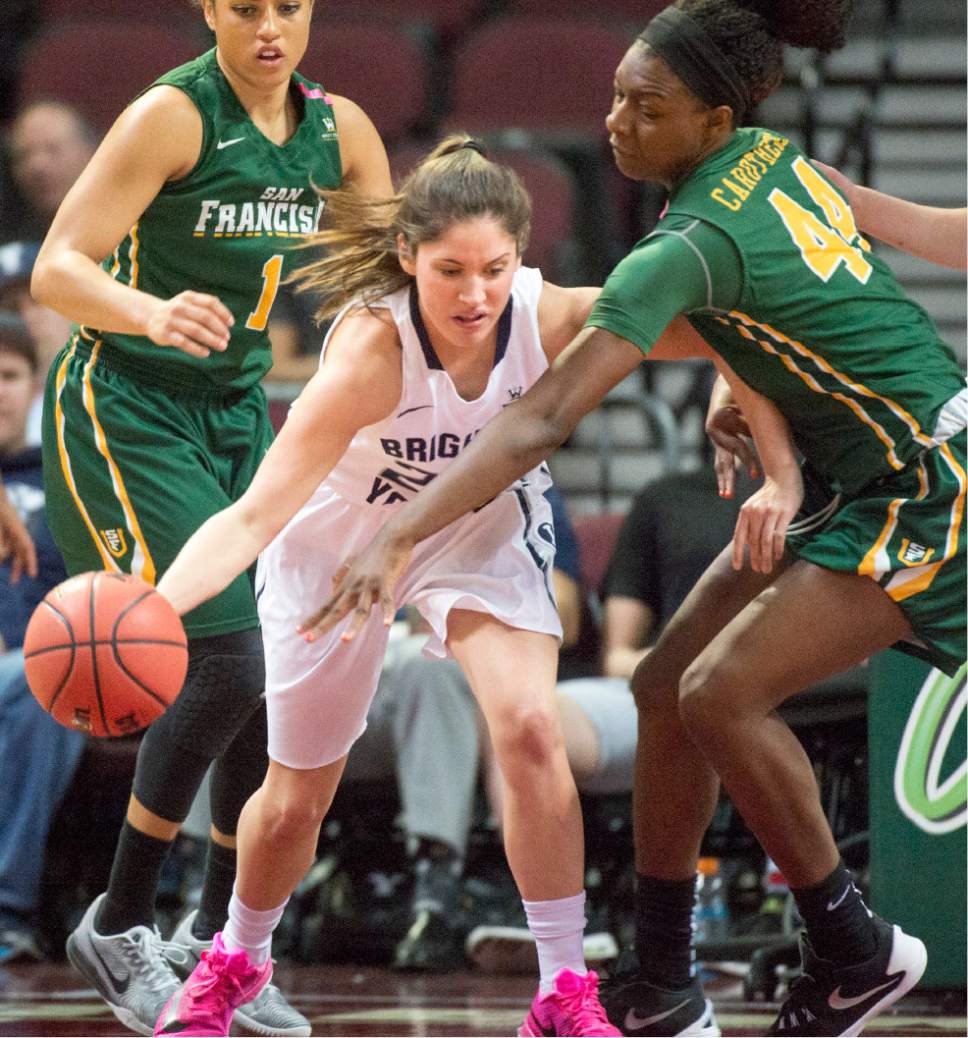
top-left (301, 326), bottom-right (646, 640)
top-left (813, 161), bottom-right (967, 271)
top-left (157, 313), bottom-right (400, 615)
top-left (299, 314), bottom-right (719, 641)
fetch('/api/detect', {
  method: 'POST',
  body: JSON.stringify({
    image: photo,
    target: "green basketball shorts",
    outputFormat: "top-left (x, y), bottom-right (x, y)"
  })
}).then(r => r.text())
top-left (41, 337), bottom-right (274, 639)
top-left (787, 430), bottom-right (966, 675)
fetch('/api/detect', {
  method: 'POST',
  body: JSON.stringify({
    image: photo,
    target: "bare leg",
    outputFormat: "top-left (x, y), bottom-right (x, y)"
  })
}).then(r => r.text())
top-left (678, 560), bottom-right (911, 887)
top-left (234, 755), bottom-right (347, 910)
top-left (631, 547), bottom-right (780, 877)
top-left (448, 610), bottom-right (583, 900)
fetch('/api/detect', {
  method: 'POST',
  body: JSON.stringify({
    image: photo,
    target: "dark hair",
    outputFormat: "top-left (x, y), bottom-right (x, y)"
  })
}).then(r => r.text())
top-left (0, 312), bottom-right (37, 371)
top-left (676, 0), bottom-right (853, 108)
top-left (294, 134), bottom-right (532, 322)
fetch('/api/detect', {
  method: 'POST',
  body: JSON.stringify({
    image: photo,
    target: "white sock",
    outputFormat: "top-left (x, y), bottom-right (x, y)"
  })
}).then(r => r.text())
top-left (523, 891), bottom-right (587, 994)
top-left (221, 888), bottom-right (288, 965)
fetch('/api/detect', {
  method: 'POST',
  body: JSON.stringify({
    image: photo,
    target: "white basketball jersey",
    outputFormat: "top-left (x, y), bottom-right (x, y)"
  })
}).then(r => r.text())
top-left (321, 265), bottom-right (551, 509)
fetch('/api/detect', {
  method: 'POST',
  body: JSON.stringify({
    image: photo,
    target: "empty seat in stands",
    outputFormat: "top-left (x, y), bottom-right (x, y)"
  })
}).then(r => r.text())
top-left (571, 511), bottom-right (626, 600)
top-left (41, 0), bottom-right (197, 23)
top-left (446, 18), bottom-right (632, 139)
top-left (320, 0), bottom-right (485, 40)
top-left (298, 22), bottom-right (433, 144)
top-left (18, 20), bottom-right (203, 135)
top-left (503, 0), bottom-right (668, 27)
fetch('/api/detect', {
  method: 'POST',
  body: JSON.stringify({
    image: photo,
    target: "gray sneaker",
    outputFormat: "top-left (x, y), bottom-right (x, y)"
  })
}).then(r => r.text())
top-left (66, 893), bottom-right (182, 1036)
top-left (168, 909), bottom-right (310, 1037)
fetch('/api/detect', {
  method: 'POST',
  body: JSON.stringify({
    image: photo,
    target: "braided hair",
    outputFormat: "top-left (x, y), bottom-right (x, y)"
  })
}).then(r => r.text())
top-left (675, 0), bottom-right (854, 108)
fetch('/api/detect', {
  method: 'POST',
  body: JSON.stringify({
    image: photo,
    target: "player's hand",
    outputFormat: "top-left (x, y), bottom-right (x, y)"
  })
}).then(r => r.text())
top-left (297, 528), bottom-right (414, 643)
top-left (706, 403), bottom-right (758, 498)
top-left (144, 291), bottom-right (233, 359)
top-left (731, 466), bottom-right (803, 574)
top-left (0, 491), bottom-right (38, 583)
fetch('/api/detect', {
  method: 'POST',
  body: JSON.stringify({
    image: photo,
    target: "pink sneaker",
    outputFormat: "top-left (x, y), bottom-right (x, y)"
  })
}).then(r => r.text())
top-left (519, 969), bottom-right (621, 1037)
top-left (154, 933), bottom-right (271, 1036)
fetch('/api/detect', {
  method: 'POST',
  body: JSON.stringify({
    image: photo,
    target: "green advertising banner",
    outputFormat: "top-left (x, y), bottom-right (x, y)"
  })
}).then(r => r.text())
top-left (868, 650), bottom-right (967, 989)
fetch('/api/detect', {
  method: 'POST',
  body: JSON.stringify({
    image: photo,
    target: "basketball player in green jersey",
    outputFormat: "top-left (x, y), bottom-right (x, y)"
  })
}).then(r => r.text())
top-left (303, 2), bottom-right (966, 1035)
top-left (32, 1), bottom-right (391, 1033)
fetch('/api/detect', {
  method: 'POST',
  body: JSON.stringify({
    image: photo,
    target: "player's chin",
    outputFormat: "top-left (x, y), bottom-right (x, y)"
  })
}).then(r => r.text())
top-left (609, 148), bottom-right (648, 181)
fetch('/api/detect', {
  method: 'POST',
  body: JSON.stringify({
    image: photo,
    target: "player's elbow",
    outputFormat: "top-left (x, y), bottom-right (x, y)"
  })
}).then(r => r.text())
top-left (517, 398), bottom-right (574, 456)
top-left (30, 253), bottom-right (57, 309)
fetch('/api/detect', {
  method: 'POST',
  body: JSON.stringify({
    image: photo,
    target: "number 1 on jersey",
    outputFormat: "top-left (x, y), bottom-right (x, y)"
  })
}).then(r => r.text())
top-left (246, 253), bottom-right (284, 331)
top-left (769, 157), bottom-right (873, 285)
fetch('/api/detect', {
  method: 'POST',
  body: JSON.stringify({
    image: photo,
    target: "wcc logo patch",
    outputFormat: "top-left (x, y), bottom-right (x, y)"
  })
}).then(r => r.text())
top-left (898, 538), bottom-right (935, 567)
top-left (99, 528), bottom-right (128, 558)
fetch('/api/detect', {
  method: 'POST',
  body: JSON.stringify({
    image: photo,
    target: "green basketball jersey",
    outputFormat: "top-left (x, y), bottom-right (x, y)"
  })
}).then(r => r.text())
top-left (663, 127), bottom-right (965, 495)
top-left (84, 48), bottom-right (342, 392)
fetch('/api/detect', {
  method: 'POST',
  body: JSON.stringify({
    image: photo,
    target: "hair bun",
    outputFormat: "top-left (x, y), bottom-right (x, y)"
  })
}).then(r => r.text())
top-left (732, 0), bottom-right (853, 53)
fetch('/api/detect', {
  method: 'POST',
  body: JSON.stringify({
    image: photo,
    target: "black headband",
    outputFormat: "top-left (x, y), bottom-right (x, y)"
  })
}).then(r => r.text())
top-left (639, 7), bottom-right (749, 120)
top-left (459, 139), bottom-right (488, 157)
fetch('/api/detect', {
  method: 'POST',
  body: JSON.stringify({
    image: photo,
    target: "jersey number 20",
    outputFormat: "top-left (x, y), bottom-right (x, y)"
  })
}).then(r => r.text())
top-left (768, 157), bottom-right (873, 285)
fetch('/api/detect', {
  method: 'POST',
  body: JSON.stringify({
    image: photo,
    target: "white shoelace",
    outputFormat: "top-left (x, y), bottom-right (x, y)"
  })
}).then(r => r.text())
top-left (119, 929), bottom-right (181, 996)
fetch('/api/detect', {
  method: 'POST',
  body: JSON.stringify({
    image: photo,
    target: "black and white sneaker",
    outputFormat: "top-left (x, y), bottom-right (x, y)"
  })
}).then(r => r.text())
top-left (599, 972), bottom-right (720, 1037)
top-left (769, 915), bottom-right (927, 1036)
top-left (65, 893), bottom-right (181, 1036)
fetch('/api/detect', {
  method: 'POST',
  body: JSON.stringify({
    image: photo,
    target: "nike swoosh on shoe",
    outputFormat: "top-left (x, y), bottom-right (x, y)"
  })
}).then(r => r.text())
top-left (91, 941), bottom-right (130, 994)
top-left (828, 974), bottom-right (902, 1011)
top-left (826, 885), bottom-right (851, 911)
top-left (624, 997), bottom-right (691, 1030)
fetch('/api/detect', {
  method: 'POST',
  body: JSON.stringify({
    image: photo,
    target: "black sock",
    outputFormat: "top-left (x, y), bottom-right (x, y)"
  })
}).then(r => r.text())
top-left (96, 823), bottom-right (172, 934)
top-left (791, 861), bottom-right (876, 965)
top-left (193, 841), bottom-right (237, 941)
top-left (634, 872), bottom-right (697, 990)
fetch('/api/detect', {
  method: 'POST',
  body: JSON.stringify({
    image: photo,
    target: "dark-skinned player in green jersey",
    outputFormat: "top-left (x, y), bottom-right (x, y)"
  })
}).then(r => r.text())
top-left (303, 2), bottom-right (966, 1036)
top-left (31, 1), bottom-right (391, 1034)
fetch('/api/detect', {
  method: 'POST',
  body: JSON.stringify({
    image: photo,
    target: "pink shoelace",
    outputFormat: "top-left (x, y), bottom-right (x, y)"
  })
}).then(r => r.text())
top-left (185, 944), bottom-right (252, 1022)
top-left (554, 971), bottom-right (613, 1033)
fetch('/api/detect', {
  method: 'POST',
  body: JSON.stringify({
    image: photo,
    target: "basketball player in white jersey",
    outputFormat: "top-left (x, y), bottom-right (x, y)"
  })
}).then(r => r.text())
top-left (151, 136), bottom-right (794, 1037)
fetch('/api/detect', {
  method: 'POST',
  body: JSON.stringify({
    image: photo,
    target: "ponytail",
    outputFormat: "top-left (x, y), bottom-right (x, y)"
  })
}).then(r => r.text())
top-left (293, 135), bottom-right (531, 323)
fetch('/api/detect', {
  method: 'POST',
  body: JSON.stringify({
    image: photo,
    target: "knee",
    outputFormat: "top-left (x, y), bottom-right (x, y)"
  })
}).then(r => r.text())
top-left (630, 652), bottom-right (683, 717)
top-left (677, 656), bottom-right (740, 740)
top-left (491, 703), bottom-right (561, 781)
top-left (259, 790), bottom-right (327, 845)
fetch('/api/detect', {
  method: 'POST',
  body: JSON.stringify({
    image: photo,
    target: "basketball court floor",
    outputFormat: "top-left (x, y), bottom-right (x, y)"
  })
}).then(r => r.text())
top-left (1, 961), bottom-right (965, 1036)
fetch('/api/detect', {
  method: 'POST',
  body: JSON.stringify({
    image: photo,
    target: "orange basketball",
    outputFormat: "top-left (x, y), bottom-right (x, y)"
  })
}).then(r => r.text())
top-left (23, 571), bottom-right (188, 738)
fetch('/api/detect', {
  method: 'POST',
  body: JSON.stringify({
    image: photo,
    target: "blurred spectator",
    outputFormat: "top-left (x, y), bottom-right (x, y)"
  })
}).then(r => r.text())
top-left (0, 240), bottom-right (71, 443)
top-left (3, 100), bottom-right (97, 242)
top-left (0, 311), bottom-right (84, 963)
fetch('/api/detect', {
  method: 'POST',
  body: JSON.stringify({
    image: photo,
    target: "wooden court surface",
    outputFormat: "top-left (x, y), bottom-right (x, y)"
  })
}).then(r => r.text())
top-left (1, 961), bottom-right (965, 1037)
